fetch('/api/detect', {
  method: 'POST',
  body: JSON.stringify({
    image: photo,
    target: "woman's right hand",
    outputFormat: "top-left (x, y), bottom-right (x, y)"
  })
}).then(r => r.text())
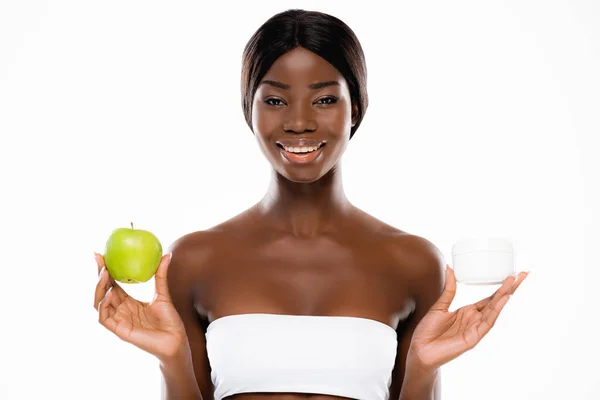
top-left (93, 252), bottom-right (188, 362)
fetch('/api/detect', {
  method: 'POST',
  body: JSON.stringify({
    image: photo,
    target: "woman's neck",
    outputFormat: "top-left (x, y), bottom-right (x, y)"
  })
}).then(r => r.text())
top-left (256, 164), bottom-right (352, 237)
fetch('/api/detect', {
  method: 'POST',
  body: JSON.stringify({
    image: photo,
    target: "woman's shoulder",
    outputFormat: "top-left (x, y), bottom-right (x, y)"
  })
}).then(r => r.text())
top-left (381, 232), bottom-right (446, 304)
top-left (352, 207), bottom-right (445, 288)
top-left (166, 207), bottom-right (259, 274)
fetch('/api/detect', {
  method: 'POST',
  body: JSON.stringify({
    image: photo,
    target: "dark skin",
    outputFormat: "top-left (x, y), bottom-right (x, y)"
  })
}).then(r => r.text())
top-left (165, 210), bottom-right (442, 400)
top-left (94, 46), bottom-right (528, 400)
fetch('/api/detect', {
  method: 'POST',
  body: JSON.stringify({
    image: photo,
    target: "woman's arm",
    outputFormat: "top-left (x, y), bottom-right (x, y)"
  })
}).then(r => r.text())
top-left (388, 236), bottom-right (446, 400)
top-left (389, 235), bottom-right (529, 400)
top-left (398, 355), bottom-right (441, 400)
top-left (163, 237), bottom-right (215, 400)
top-left (160, 341), bottom-right (204, 400)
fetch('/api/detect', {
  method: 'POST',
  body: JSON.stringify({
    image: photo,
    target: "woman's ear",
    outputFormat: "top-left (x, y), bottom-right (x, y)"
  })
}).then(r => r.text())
top-left (351, 103), bottom-right (359, 127)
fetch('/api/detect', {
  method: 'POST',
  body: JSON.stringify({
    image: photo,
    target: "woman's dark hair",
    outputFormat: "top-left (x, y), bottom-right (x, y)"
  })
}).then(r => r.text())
top-left (241, 9), bottom-right (368, 139)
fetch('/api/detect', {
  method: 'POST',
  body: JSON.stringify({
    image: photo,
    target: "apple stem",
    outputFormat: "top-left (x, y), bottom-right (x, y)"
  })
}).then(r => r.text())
top-left (131, 222), bottom-right (134, 229)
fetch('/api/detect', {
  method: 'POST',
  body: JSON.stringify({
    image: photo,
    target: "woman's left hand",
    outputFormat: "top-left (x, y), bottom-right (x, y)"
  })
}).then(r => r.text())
top-left (407, 266), bottom-right (529, 371)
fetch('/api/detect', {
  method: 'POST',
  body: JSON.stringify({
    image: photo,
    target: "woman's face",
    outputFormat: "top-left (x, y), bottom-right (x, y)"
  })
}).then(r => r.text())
top-left (252, 46), bottom-right (358, 183)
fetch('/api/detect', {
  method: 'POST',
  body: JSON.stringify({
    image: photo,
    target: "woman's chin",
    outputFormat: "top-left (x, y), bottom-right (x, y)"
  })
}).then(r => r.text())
top-left (281, 172), bottom-right (323, 184)
top-left (275, 166), bottom-right (329, 184)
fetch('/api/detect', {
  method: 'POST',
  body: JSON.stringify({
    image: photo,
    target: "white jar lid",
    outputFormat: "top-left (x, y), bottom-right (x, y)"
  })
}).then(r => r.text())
top-left (452, 237), bottom-right (514, 256)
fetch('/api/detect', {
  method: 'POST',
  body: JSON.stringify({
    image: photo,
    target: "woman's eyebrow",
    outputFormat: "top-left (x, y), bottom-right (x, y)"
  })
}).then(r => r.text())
top-left (308, 81), bottom-right (340, 90)
top-left (259, 80), bottom-right (340, 90)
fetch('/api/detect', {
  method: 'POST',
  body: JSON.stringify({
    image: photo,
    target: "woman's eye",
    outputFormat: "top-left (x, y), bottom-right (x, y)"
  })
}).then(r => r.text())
top-left (265, 98), bottom-right (284, 106)
top-left (316, 97), bottom-right (338, 105)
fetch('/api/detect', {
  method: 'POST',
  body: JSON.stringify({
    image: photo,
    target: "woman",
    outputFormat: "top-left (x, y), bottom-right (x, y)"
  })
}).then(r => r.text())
top-left (93, 9), bottom-right (527, 400)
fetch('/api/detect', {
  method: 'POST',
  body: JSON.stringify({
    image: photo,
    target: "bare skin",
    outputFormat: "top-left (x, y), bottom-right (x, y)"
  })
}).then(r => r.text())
top-left (94, 46), bottom-right (528, 400)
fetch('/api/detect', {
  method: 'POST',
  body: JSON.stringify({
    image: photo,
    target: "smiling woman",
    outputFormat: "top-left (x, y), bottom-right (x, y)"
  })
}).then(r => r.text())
top-left (93, 8), bottom-right (528, 400)
top-left (240, 9), bottom-right (368, 139)
top-left (251, 46), bottom-right (358, 183)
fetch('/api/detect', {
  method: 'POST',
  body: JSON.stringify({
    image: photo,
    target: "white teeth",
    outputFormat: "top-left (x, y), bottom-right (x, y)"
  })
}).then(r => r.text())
top-left (283, 145), bottom-right (320, 153)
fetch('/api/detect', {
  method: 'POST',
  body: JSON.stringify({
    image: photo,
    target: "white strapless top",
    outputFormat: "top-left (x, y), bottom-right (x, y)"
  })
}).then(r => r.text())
top-left (205, 313), bottom-right (398, 400)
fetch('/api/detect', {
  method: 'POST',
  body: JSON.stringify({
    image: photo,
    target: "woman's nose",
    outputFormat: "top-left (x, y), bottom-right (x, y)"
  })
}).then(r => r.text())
top-left (282, 103), bottom-right (317, 133)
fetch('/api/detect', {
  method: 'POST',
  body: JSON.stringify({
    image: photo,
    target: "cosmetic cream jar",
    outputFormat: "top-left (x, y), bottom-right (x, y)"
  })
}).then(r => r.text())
top-left (451, 237), bottom-right (515, 285)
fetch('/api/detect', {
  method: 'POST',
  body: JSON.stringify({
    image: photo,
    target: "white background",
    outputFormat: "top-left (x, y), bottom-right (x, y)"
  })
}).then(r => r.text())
top-left (1, 1), bottom-right (598, 399)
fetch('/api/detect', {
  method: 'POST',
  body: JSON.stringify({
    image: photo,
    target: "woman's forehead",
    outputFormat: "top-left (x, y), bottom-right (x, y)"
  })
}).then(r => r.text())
top-left (262, 47), bottom-right (345, 86)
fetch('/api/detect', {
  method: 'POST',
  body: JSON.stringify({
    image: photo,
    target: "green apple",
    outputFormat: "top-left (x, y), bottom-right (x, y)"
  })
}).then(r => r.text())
top-left (104, 223), bottom-right (163, 283)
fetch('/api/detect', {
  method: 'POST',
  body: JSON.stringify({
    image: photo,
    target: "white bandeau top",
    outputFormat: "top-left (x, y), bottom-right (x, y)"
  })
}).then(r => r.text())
top-left (205, 313), bottom-right (398, 400)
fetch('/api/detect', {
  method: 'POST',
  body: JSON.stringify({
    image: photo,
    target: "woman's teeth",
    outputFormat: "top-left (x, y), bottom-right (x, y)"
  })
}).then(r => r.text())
top-left (283, 145), bottom-right (320, 153)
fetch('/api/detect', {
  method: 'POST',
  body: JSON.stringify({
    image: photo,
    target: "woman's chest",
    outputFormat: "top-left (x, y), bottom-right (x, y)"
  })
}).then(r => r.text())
top-left (195, 235), bottom-right (415, 329)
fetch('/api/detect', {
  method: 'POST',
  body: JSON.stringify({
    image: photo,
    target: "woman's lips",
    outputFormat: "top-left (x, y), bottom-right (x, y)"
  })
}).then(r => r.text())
top-left (276, 139), bottom-right (326, 148)
top-left (276, 142), bottom-right (326, 165)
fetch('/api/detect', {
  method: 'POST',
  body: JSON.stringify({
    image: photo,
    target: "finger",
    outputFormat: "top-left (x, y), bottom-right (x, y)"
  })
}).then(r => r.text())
top-left (95, 252), bottom-right (106, 275)
top-left (94, 267), bottom-right (128, 309)
top-left (477, 272), bottom-right (528, 325)
top-left (497, 274), bottom-right (518, 296)
top-left (479, 274), bottom-right (520, 326)
top-left (474, 295), bottom-right (493, 311)
top-left (510, 271), bottom-right (529, 295)
top-left (95, 251), bottom-right (128, 300)
top-left (94, 252), bottom-right (118, 290)
top-left (109, 280), bottom-right (128, 303)
top-left (94, 268), bottom-right (113, 310)
top-left (154, 253), bottom-right (173, 302)
top-left (98, 287), bottom-right (118, 333)
top-left (473, 274), bottom-right (516, 311)
top-left (477, 293), bottom-right (511, 337)
top-left (430, 265), bottom-right (457, 312)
